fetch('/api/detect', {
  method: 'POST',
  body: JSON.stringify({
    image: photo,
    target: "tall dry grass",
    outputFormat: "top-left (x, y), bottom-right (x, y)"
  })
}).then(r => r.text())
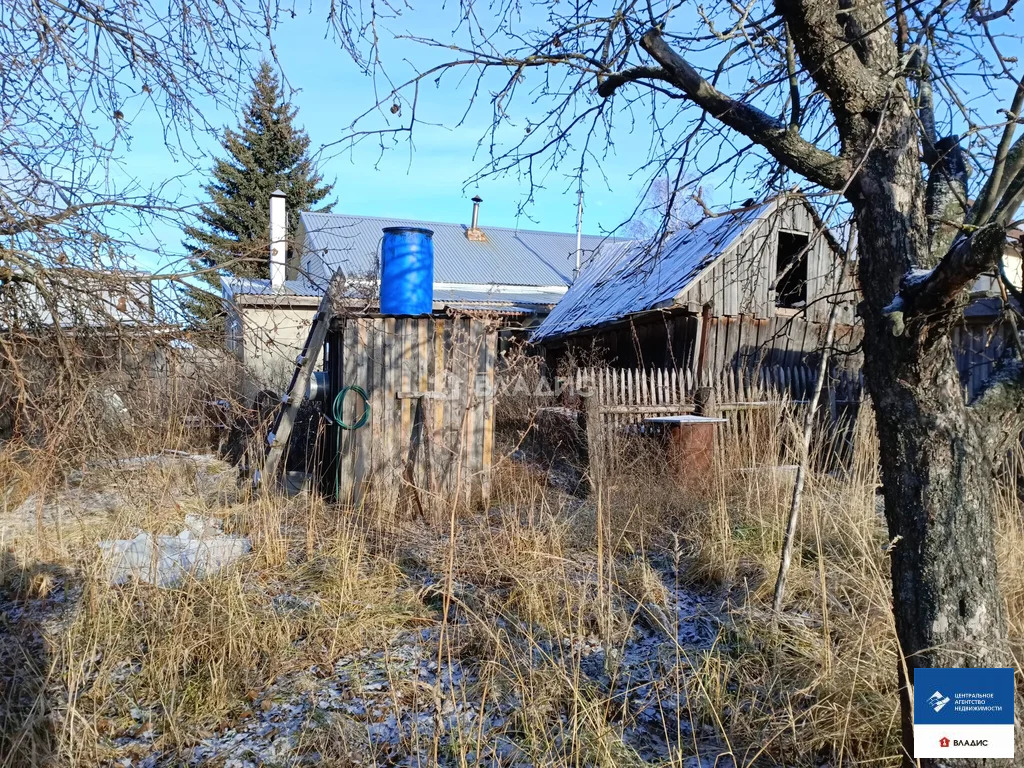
top-left (2, 353), bottom-right (1023, 767)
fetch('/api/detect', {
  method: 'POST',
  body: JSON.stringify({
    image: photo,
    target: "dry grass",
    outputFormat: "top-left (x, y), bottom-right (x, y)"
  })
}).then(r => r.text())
top-left (2, 359), bottom-right (1023, 767)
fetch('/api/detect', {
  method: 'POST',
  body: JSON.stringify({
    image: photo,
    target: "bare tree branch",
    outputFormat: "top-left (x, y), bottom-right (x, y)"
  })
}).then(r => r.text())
top-left (969, 0), bottom-right (1021, 22)
top-left (775, 0), bottom-right (890, 119)
top-left (606, 28), bottom-right (853, 189)
top-left (888, 221), bottom-right (1007, 323)
top-left (971, 76), bottom-right (1024, 226)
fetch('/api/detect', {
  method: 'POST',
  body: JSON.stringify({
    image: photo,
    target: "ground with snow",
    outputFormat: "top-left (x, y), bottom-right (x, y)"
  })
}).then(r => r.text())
top-left (1, 453), bottom-right (737, 767)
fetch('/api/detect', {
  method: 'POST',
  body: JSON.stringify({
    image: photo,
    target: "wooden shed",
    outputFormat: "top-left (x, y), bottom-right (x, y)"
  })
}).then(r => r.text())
top-left (534, 196), bottom-right (861, 380)
top-left (319, 314), bottom-right (498, 514)
top-left (534, 197), bottom-right (1021, 402)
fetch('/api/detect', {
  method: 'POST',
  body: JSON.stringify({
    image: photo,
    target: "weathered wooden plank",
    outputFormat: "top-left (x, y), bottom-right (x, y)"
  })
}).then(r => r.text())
top-left (337, 318), bottom-right (359, 504)
top-left (461, 319), bottom-right (478, 508)
top-left (368, 317), bottom-right (386, 505)
top-left (409, 318), bottom-right (429, 517)
top-left (480, 324), bottom-right (496, 509)
top-left (439, 317), bottom-right (457, 502)
top-left (398, 318), bottom-right (413, 457)
top-left (429, 318), bottom-right (445, 502)
top-left (395, 318), bottom-right (414, 514)
top-left (350, 318), bottom-right (371, 504)
top-left (382, 316), bottom-right (399, 514)
top-left (464, 323), bottom-right (479, 501)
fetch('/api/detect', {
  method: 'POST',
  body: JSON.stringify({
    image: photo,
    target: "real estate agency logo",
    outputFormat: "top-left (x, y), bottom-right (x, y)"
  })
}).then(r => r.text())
top-left (928, 690), bottom-right (951, 712)
top-left (912, 668), bottom-right (1014, 759)
top-left (938, 735), bottom-right (991, 749)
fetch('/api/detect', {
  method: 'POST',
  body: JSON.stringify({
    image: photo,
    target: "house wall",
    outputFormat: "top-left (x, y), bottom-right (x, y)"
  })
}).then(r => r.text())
top-left (677, 200), bottom-right (856, 324)
top-left (239, 303), bottom-right (319, 401)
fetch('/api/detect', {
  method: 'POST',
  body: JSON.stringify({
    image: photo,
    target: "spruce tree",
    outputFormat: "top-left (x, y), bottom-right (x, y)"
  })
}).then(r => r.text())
top-left (182, 60), bottom-right (333, 324)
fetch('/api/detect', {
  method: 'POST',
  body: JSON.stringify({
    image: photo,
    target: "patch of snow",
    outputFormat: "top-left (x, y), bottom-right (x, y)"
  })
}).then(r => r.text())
top-left (883, 294), bottom-right (904, 313)
top-left (98, 516), bottom-right (250, 587)
top-left (903, 267), bottom-right (934, 286)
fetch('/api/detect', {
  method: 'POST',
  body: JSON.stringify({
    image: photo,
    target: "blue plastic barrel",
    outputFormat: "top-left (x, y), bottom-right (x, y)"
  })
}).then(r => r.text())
top-left (380, 227), bottom-right (434, 315)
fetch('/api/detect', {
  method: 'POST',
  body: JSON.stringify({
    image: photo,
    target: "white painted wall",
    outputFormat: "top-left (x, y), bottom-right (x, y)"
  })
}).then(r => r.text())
top-left (238, 302), bottom-right (319, 401)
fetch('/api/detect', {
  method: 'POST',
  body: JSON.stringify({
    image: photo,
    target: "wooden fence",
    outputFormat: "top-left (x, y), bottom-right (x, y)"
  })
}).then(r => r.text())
top-left (572, 363), bottom-right (862, 413)
top-left (572, 363), bottom-right (864, 467)
top-left (322, 315), bottom-right (497, 514)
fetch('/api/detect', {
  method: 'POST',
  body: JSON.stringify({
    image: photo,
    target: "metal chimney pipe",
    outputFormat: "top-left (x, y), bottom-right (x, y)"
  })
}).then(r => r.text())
top-left (471, 195), bottom-right (482, 230)
top-left (269, 189), bottom-right (287, 290)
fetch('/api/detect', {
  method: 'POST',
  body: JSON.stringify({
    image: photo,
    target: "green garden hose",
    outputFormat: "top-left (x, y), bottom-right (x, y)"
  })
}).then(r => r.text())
top-left (331, 385), bottom-right (370, 499)
top-left (332, 385), bottom-right (370, 430)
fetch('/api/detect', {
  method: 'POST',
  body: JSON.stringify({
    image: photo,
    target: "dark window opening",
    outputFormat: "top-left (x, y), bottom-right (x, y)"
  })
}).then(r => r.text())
top-left (775, 231), bottom-right (809, 309)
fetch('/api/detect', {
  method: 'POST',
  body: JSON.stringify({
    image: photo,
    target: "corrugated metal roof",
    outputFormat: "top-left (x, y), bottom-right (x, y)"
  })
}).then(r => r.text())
top-left (298, 211), bottom-right (625, 289)
top-left (433, 287), bottom-right (564, 307)
top-left (222, 276), bottom-right (564, 309)
top-left (221, 276), bottom-right (321, 298)
top-left (444, 303), bottom-right (536, 316)
top-left (532, 204), bottom-right (769, 341)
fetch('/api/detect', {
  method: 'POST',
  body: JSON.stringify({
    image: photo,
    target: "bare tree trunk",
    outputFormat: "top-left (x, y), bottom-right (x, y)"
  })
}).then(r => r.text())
top-left (855, 175), bottom-right (1016, 766)
top-left (864, 330), bottom-right (1014, 768)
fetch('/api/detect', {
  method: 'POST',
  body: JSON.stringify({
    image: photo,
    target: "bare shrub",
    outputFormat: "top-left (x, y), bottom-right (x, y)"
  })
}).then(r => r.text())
top-left (493, 340), bottom-right (552, 440)
top-left (0, 321), bottom-right (242, 495)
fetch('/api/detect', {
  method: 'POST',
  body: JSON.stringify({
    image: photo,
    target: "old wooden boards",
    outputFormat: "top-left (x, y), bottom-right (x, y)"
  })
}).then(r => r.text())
top-left (324, 315), bottom-right (497, 515)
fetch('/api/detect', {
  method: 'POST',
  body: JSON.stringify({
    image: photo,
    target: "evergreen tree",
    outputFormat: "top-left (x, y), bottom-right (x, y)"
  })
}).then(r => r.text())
top-left (182, 60), bottom-right (333, 324)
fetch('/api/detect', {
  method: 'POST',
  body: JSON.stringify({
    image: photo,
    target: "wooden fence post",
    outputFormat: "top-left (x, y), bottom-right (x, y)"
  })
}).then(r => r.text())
top-left (694, 385), bottom-right (716, 417)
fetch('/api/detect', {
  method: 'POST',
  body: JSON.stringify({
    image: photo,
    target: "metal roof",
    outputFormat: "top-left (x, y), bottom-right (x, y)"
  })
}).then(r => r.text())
top-left (444, 303), bottom-right (536, 316)
top-left (532, 204), bottom-right (769, 341)
top-left (221, 276), bottom-right (322, 299)
top-left (297, 211), bottom-right (625, 290)
top-left (433, 286), bottom-right (565, 307)
top-left (223, 276), bottom-right (565, 309)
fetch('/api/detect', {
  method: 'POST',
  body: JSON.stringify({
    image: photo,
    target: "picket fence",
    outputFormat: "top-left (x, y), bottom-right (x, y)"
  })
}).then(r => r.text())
top-left (571, 363), bottom-right (864, 465)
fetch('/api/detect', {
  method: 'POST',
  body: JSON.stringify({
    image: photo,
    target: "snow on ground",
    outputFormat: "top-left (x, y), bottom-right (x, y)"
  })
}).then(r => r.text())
top-left (0, 452), bottom-right (735, 767)
top-left (96, 580), bottom-right (726, 767)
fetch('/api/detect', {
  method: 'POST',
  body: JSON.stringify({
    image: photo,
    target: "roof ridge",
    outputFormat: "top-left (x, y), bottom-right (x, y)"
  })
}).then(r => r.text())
top-left (299, 209), bottom-right (630, 241)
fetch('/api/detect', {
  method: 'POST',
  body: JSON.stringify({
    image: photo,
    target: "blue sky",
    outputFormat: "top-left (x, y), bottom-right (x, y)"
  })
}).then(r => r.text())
top-left (123, 6), bottom-right (665, 274)
top-left (115, 3), bottom-right (1021, 276)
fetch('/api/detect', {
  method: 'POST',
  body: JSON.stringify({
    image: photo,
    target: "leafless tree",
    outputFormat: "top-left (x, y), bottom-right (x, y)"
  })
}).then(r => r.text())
top-left (0, 2), bottom-right (276, 269)
top-left (333, 0), bottom-right (1024, 762)
top-left (0, 1), bottom-right (284, 453)
top-left (626, 175), bottom-right (705, 238)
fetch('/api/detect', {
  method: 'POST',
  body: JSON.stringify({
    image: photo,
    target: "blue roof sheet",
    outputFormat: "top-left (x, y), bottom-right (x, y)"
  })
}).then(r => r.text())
top-left (532, 205), bottom-right (767, 340)
top-left (297, 211), bottom-right (625, 289)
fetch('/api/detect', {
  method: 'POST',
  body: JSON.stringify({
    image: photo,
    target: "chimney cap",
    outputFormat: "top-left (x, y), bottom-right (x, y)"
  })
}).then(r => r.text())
top-left (271, 189), bottom-right (286, 198)
top-left (471, 195), bottom-right (483, 203)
